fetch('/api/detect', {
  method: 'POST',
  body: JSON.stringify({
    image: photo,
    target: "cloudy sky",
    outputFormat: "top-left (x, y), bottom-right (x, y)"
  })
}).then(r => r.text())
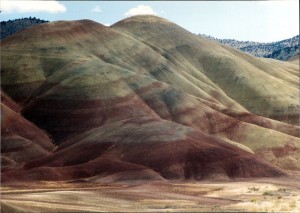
top-left (1, 1), bottom-right (299, 42)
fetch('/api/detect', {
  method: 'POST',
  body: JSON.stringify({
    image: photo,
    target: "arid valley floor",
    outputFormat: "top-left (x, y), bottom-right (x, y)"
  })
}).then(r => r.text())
top-left (2, 172), bottom-right (300, 212)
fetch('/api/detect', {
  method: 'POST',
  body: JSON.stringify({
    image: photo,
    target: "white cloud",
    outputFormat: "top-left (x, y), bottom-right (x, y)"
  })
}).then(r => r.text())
top-left (91, 5), bottom-right (102, 13)
top-left (0, 0), bottom-right (66, 13)
top-left (104, 23), bottom-right (110, 27)
top-left (124, 5), bottom-right (157, 17)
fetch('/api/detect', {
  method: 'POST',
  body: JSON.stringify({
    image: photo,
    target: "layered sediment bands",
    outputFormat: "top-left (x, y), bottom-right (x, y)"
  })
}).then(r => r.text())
top-left (1, 93), bottom-right (54, 171)
top-left (1, 91), bottom-right (20, 112)
top-left (112, 15), bottom-right (299, 125)
top-left (1, 16), bottom-right (300, 182)
top-left (2, 118), bottom-right (285, 182)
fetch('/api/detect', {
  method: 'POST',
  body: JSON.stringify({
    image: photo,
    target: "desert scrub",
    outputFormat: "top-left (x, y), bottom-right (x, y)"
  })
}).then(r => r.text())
top-left (289, 201), bottom-right (296, 208)
top-left (263, 191), bottom-right (275, 196)
top-left (251, 198), bottom-right (257, 203)
top-left (248, 186), bottom-right (260, 191)
top-left (278, 188), bottom-right (286, 192)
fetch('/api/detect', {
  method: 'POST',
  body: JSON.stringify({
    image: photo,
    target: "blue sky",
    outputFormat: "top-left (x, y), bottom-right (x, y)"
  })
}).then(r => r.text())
top-left (1, 1), bottom-right (299, 42)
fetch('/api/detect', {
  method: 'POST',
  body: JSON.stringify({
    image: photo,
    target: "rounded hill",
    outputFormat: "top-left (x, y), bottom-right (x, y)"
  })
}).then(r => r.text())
top-left (1, 17), bottom-right (299, 182)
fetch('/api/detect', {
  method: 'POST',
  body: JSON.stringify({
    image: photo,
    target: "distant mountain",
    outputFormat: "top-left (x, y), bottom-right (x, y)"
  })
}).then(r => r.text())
top-left (0, 17), bottom-right (49, 40)
top-left (200, 34), bottom-right (299, 61)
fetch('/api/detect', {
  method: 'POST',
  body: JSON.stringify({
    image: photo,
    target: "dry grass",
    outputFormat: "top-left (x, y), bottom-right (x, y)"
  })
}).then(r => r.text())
top-left (1, 174), bottom-right (300, 212)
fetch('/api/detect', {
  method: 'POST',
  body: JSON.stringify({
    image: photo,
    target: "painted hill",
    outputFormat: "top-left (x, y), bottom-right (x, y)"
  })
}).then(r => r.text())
top-left (200, 34), bottom-right (299, 61)
top-left (1, 16), bottom-right (299, 182)
top-left (1, 91), bottom-right (54, 172)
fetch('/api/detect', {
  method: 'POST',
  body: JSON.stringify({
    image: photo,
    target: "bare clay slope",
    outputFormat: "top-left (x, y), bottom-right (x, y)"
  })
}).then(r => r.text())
top-left (1, 91), bottom-right (54, 172)
top-left (2, 117), bottom-right (284, 182)
top-left (1, 17), bottom-right (300, 182)
top-left (112, 15), bottom-right (299, 125)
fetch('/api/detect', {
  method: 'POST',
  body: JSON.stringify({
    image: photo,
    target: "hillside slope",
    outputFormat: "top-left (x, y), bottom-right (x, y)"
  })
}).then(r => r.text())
top-left (1, 91), bottom-right (54, 172)
top-left (112, 16), bottom-right (299, 124)
top-left (1, 16), bottom-right (299, 182)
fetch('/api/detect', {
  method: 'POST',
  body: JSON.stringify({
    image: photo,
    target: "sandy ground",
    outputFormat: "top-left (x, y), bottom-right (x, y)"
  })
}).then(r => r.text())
top-left (1, 174), bottom-right (300, 212)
